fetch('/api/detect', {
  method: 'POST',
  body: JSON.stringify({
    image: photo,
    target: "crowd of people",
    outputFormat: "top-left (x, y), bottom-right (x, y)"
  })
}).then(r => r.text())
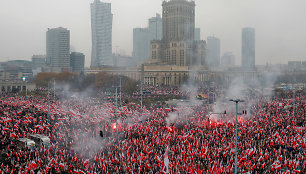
top-left (0, 91), bottom-right (305, 173)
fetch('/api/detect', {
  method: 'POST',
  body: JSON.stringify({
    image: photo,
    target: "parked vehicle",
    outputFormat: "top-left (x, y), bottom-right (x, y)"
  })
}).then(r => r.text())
top-left (16, 138), bottom-right (35, 150)
top-left (29, 134), bottom-right (51, 147)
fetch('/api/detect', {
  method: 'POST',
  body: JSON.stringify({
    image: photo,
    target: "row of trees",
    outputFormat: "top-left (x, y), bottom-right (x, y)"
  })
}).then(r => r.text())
top-left (35, 72), bottom-right (76, 87)
top-left (35, 72), bottom-right (138, 94)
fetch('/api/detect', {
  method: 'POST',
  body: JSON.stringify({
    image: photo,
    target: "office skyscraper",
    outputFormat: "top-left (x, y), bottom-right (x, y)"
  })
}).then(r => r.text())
top-left (242, 27), bottom-right (255, 70)
top-left (194, 28), bottom-right (201, 41)
top-left (32, 55), bottom-right (46, 69)
top-left (91, 0), bottom-right (113, 67)
top-left (133, 28), bottom-right (150, 63)
top-left (162, 0), bottom-right (195, 42)
top-left (221, 52), bottom-right (235, 67)
top-left (133, 14), bottom-right (162, 64)
top-left (70, 52), bottom-right (85, 73)
top-left (206, 36), bottom-right (221, 67)
top-left (150, 0), bottom-right (205, 67)
top-left (148, 13), bottom-right (162, 41)
top-left (46, 27), bottom-right (70, 72)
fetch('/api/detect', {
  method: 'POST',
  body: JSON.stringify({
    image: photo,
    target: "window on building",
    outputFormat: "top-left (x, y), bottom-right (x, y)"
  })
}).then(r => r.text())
top-left (180, 50), bottom-right (184, 66)
top-left (152, 51), bottom-right (156, 59)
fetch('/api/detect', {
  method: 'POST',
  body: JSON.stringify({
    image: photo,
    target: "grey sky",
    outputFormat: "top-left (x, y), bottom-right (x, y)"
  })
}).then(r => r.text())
top-left (0, 0), bottom-right (305, 67)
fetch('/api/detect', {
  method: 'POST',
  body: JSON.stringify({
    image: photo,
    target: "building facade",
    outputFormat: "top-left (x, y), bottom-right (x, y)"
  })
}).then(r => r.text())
top-left (87, 65), bottom-right (261, 87)
top-left (288, 61), bottom-right (306, 71)
top-left (46, 27), bottom-right (70, 72)
top-left (242, 27), bottom-right (255, 70)
top-left (91, 0), bottom-right (113, 67)
top-left (133, 14), bottom-right (162, 65)
top-left (148, 13), bottom-right (163, 41)
top-left (70, 52), bottom-right (85, 73)
top-left (0, 61), bottom-right (32, 80)
top-left (221, 52), bottom-right (235, 67)
top-left (0, 79), bottom-right (35, 93)
top-left (32, 55), bottom-right (46, 69)
top-left (113, 54), bottom-right (134, 67)
top-left (150, 0), bottom-right (205, 67)
top-left (194, 28), bottom-right (201, 41)
top-left (162, 0), bottom-right (195, 42)
top-left (206, 36), bottom-right (220, 67)
top-left (133, 28), bottom-right (150, 64)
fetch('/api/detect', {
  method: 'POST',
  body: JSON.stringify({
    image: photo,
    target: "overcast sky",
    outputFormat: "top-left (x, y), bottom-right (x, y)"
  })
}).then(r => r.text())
top-left (0, 0), bottom-right (306, 67)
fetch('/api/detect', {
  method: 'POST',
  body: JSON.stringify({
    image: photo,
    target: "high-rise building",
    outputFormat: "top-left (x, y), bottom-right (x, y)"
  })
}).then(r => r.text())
top-left (113, 54), bottom-right (134, 67)
top-left (133, 14), bottom-right (162, 65)
top-left (46, 27), bottom-right (70, 72)
top-left (162, 0), bottom-right (195, 42)
top-left (70, 52), bottom-right (85, 73)
top-left (150, 0), bottom-right (205, 67)
top-left (221, 52), bottom-right (235, 67)
top-left (31, 55), bottom-right (46, 69)
top-left (194, 28), bottom-right (201, 41)
top-left (206, 36), bottom-right (220, 67)
top-left (133, 28), bottom-right (150, 63)
top-left (148, 13), bottom-right (162, 41)
top-left (91, 0), bottom-right (113, 67)
top-left (242, 27), bottom-right (255, 70)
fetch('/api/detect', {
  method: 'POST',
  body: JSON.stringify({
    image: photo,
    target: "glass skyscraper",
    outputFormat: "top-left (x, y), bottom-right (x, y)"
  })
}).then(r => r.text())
top-left (90, 0), bottom-right (113, 67)
top-left (242, 27), bottom-right (255, 70)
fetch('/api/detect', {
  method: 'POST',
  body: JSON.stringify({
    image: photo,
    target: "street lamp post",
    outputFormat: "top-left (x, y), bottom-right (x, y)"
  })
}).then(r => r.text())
top-left (113, 78), bottom-right (122, 117)
top-left (22, 77), bottom-right (27, 100)
top-left (140, 64), bottom-right (144, 111)
top-left (53, 79), bottom-right (56, 99)
top-left (119, 77), bottom-right (122, 106)
top-left (229, 99), bottom-right (245, 174)
top-left (115, 87), bottom-right (118, 108)
top-left (48, 81), bottom-right (50, 118)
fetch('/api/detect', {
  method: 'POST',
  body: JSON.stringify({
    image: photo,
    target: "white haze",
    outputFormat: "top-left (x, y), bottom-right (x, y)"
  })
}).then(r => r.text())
top-left (166, 70), bottom-right (202, 126)
top-left (211, 70), bottom-right (282, 121)
top-left (0, 0), bottom-right (306, 66)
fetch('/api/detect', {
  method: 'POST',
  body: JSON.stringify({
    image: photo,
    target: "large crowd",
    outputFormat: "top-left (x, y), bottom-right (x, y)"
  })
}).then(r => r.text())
top-left (0, 91), bottom-right (305, 173)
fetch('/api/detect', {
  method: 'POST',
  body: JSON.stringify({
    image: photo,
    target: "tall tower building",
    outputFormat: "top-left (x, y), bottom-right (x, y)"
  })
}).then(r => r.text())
top-left (194, 28), bottom-right (201, 41)
top-left (91, 0), bottom-right (113, 67)
top-left (242, 27), bottom-right (255, 70)
top-left (206, 36), bottom-right (221, 67)
top-left (133, 28), bottom-right (150, 63)
top-left (221, 52), bottom-right (235, 67)
top-left (32, 55), bottom-right (46, 69)
top-left (162, 0), bottom-right (195, 42)
top-left (150, 0), bottom-right (205, 67)
top-left (133, 14), bottom-right (162, 65)
top-left (70, 52), bottom-right (85, 73)
top-left (148, 13), bottom-right (162, 41)
top-left (46, 27), bottom-right (70, 72)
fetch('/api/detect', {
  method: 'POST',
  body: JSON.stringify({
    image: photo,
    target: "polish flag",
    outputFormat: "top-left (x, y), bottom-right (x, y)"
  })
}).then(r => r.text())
top-left (248, 148), bottom-right (254, 157)
top-left (271, 160), bottom-right (281, 170)
top-left (30, 161), bottom-right (38, 170)
top-left (165, 108), bottom-right (172, 112)
top-left (293, 169), bottom-right (301, 174)
top-left (10, 132), bottom-right (16, 138)
top-left (59, 163), bottom-right (65, 170)
top-left (83, 159), bottom-right (90, 169)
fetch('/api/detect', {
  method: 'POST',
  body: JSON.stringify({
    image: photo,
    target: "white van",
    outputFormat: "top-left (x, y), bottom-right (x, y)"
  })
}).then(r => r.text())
top-left (29, 134), bottom-right (51, 147)
top-left (17, 138), bottom-right (35, 150)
